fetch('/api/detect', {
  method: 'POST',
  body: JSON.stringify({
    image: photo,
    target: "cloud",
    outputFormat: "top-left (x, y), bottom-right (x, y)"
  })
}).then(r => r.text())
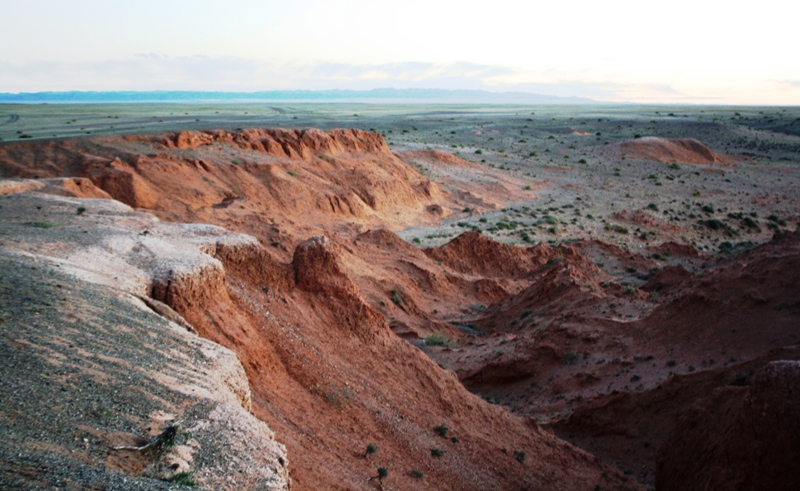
top-left (306, 61), bottom-right (515, 86)
top-left (0, 58), bottom-right (527, 93)
top-left (0, 56), bottom-right (271, 92)
top-left (2, 56), bottom-right (790, 103)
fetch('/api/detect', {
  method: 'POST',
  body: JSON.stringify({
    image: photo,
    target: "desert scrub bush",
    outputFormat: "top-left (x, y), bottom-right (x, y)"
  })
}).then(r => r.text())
top-left (434, 423), bottom-right (449, 437)
top-left (24, 221), bottom-right (54, 229)
top-left (365, 443), bottom-right (378, 457)
top-left (483, 393), bottom-right (505, 405)
top-left (741, 217), bottom-right (760, 231)
top-left (768, 214), bottom-right (787, 226)
top-left (514, 450), bottom-right (526, 462)
top-left (390, 289), bottom-right (403, 305)
top-left (76, 206), bottom-right (87, 215)
top-left (168, 472), bottom-right (196, 487)
top-left (424, 332), bottom-right (448, 346)
top-left (431, 447), bottom-right (445, 457)
top-left (312, 383), bottom-right (352, 408)
top-left (563, 350), bottom-right (578, 365)
top-left (730, 370), bottom-right (755, 386)
top-left (93, 405), bottom-right (111, 420)
top-left (409, 469), bottom-right (424, 479)
top-left (377, 467), bottom-right (388, 482)
top-left (698, 219), bottom-right (738, 237)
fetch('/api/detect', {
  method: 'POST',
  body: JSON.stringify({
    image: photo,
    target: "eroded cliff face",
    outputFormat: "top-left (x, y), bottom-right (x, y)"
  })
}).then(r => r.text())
top-left (657, 360), bottom-right (800, 491)
top-left (0, 193), bottom-right (289, 490)
top-left (2, 127), bottom-right (798, 490)
top-left (0, 181), bottom-right (637, 491)
top-left (0, 128), bottom-right (443, 230)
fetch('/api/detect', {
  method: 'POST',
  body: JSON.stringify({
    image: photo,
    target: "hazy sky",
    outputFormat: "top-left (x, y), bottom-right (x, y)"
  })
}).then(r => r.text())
top-left (1, 0), bottom-right (798, 104)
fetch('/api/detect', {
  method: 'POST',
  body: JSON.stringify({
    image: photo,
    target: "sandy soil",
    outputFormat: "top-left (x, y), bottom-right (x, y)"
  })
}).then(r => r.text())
top-left (1, 104), bottom-right (798, 489)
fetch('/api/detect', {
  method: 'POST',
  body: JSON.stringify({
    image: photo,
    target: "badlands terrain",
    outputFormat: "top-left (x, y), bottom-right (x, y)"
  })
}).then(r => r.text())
top-left (0, 104), bottom-right (798, 490)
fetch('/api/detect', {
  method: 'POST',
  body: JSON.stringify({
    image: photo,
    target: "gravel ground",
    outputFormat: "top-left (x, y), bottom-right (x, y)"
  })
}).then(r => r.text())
top-left (0, 190), bottom-right (289, 490)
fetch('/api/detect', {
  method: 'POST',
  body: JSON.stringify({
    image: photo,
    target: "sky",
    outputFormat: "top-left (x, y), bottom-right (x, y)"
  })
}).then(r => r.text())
top-left (1, 0), bottom-right (798, 104)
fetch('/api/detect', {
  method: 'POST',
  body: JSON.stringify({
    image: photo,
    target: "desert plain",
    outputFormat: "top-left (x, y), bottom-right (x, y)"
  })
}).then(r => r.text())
top-left (0, 102), bottom-right (798, 490)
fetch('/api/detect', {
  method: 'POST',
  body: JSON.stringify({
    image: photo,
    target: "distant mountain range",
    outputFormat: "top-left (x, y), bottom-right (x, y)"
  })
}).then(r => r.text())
top-left (0, 88), bottom-right (596, 104)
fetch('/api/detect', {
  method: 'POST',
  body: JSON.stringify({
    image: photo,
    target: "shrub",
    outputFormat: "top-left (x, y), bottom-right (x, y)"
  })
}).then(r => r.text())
top-left (514, 450), bottom-right (526, 462)
top-left (434, 423), bottom-right (449, 437)
top-left (730, 370), bottom-right (755, 386)
top-left (24, 221), bottom-right (54, 229)
top-left (390, 289), bottom-right (403, 305)
top-left (409, 469), bottom-right (424, 479)
top-left (563, 350), bottom-right (577, 365)
top-left (76, 206), bottom-right (87, 215)
top-left (431, 448), bottom-right (444, 457)
top-left (377, 467), bottom-right (388, 480)
top-left (365, 443), bottom-right (378, 456)
top-left (425, 332), bottom-right (448, 346)
top-left (168, 472), bottom-right (196, 486)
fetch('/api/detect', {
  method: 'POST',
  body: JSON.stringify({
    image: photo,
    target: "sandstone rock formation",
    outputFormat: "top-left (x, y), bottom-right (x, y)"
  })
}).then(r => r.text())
top-left (657, 361), bottom-right (800, 490)
top-left (0, 194), bottom-right (289, 490)
top-left (3, 127), bottom-right (792, 490)
top-left (0, 182), bottom-right (636, 490)
top-left (618, 137), bottom-right (727, 164)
